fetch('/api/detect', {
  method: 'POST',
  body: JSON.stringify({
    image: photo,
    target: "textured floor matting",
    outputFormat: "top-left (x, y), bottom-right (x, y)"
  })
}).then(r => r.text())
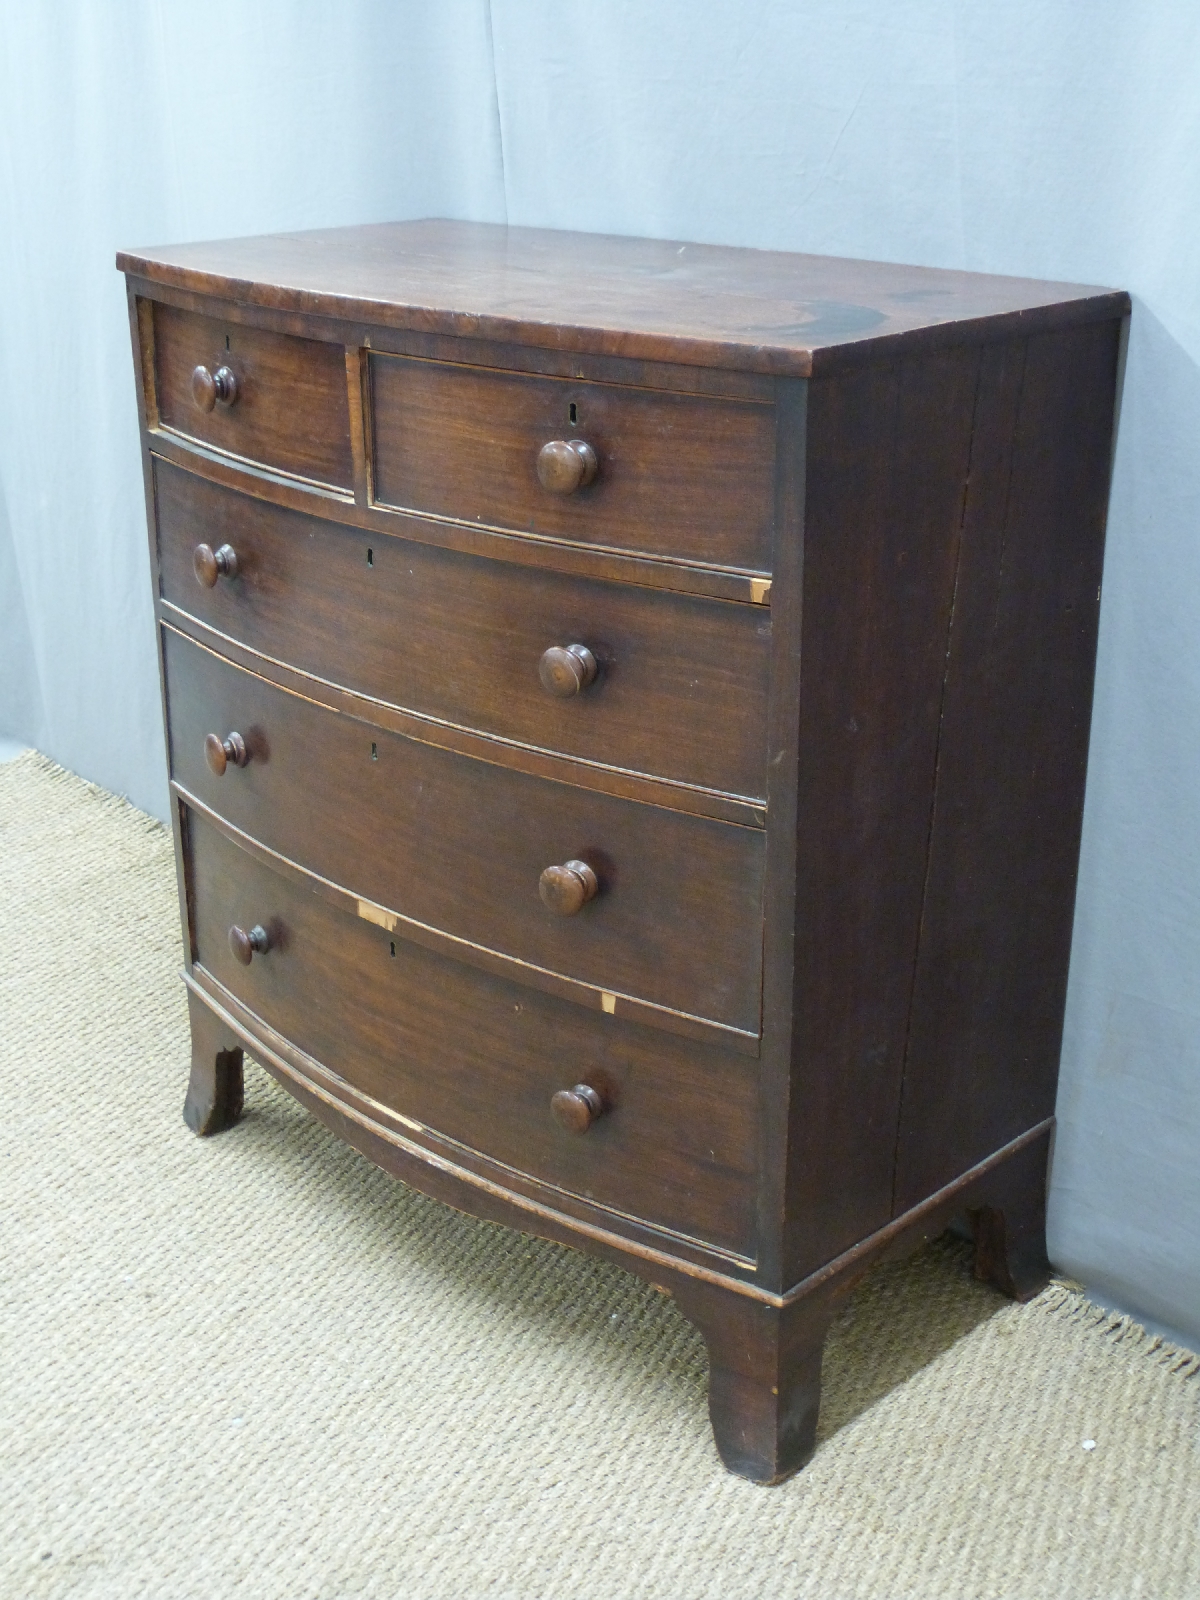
top-left (1, 750), bottom-right (1197, 1599)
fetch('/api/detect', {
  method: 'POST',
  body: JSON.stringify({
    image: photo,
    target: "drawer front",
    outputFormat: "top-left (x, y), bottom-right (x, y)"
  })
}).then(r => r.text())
top-left (369, 354), bottom-right (775, 571)
top-left (152, 302), bottom-right (354, 490)
top-left (188, 809), bottom-right (758, 1257)
top-left (166, 629), bottom-right (765, 1034)
top-left (155, 461), bottom-right (771, 802)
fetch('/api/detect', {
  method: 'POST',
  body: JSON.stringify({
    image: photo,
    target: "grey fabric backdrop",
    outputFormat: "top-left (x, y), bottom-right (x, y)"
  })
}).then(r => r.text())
top-left (2, 2), bottom-right (1198, 1342)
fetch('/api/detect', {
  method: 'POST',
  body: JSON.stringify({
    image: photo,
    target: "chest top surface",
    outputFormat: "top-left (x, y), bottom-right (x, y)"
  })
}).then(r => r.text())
top-left (117, 218), bottom-right (1126, 376)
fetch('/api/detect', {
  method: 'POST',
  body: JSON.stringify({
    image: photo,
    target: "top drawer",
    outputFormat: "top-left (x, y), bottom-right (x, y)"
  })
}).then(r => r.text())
top-left (369, 355), bottom-right (775, 571)
top-left (151, 303), bottom-right (354, 492)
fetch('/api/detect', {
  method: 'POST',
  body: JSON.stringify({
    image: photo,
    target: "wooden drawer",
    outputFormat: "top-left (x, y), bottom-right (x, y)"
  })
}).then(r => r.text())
top-left (187, 809), bottom-right (758, 1257)
top-left (166, 629), bottom-right (766, 1036)
top-left (152, 303), bottom-right (354, 490)
top-left (155, 461), bottom-right (771, 803)
top-left (369, 354), bottom-right (775, 571)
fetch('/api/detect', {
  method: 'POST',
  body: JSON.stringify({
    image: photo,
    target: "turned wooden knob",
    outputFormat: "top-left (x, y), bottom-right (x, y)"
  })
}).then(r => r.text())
top-left (228, 923), bottom-right (270, 965)
top-left (193, 542), bottom-right (239, 587)
top-left (204, 731), bottom-right (248, 776)
top-left (551, 1083), bottom-right (605, 1135)
top-left (539, 859), bottom-right (598, 916)
top-left (537, 439), bottom-right (598, 494)
top-left (192, 363), bottom-right (239, 413)
top-left (539, 644), bottom-right (598, 698)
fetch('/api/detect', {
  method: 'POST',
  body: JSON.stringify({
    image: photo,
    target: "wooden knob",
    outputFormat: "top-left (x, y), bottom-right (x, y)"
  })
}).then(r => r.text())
top-left (539, 859), bottom-right (598, 916)
top-left (551, 1083), bottom-right (605, 1135)
top-left (193, 542), bottom-right (239, 587)
top-left (537, 439), bottom-right (598, 494)
top-left (192, 364), bottom-right (238, 413)
top-left (539, 644), bottom-right (598, 698)
top-left (228, 923), bottom-right (270, 966)
top-left (204, 731), bottom-right (248, 776)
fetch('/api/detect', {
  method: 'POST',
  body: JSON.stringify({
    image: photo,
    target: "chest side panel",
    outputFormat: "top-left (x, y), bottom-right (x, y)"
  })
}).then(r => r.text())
top-left (782, 343), bottom-right (983, 1282)
top-left (893, 316), bottom-right (1123, 1207)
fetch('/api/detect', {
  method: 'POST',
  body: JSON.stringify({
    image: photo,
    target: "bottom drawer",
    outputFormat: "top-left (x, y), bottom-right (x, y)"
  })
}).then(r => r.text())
top-left (186, 809), bottom-right (758, 1259)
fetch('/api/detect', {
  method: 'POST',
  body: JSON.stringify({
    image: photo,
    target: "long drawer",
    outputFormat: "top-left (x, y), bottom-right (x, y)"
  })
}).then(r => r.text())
top-left (165, 629), bottom-right (766, 1036)
top-left (187, 809), bottom-right (759, 1258)
top-left (369, 353), bottom-right (775, 570)
top-left (154, 459), bottom-right (771, 802)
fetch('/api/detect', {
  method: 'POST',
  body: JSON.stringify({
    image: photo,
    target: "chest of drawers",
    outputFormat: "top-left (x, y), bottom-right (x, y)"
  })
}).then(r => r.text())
top-left (119, 221), bottom-right (1127, 1483)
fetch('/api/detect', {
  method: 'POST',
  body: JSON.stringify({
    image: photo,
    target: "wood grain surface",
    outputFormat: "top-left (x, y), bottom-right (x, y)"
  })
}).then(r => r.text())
top-left (118, 220), bottom-right (1127, 1485)
top-left (781, 342), bottom-right (986, 1281)
top-left (153, 460), bottom-right (771, 802)
top-left (186, 808), bottom-right (759, 1256)
top-left (165, 626), bottom-right (766, 1033)
top-left (119, 219), bottom-right (1128, 377)
top-left (369, 352), bottom-right (775, 569)
top-left (892, 318), bottom-right (1122, 1208)
top-left (153, 302), bottom-right (353, 488)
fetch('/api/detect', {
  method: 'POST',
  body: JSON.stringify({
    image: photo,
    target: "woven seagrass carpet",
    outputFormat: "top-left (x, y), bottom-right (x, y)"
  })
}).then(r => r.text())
top-left (1, 749), bottom-right (1197, 1600)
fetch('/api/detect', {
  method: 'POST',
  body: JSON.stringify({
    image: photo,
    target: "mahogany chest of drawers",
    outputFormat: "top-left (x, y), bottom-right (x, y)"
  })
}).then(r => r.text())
top-left (118, 221), bottom-right (1127, 1482)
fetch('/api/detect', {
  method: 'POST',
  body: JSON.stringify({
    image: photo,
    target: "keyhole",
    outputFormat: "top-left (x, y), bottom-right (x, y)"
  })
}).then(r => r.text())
top-left (366, 547), bottom-right (373, 566)
top-left (225, 334), bottom-right (230, 351)
top-left (390, 940), bottom-right (396, 957)
top-left (370, 742), bottom-right (378, 761)
top-left (569, 402), bottom-right (578, 425)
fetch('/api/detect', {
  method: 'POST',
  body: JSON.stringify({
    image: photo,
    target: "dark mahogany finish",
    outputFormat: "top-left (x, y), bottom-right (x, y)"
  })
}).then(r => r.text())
top-left (537, 438), bottom-right (599, 494)
top-left (369, 352), bottom-right (775, 568)
top-left (551, 1083), bottom-right (605, 1134)
top-left (155, 461), bottom-right (770, 806)
top-left (539, 644), bottom-right (598, 698)
top-left (153, 302), bottom-right (353, 489)
top-left (191, 362), bottom-right (238, 412)
top-left (538, 860), bottom-right (599, 917)
top-left (121, 219), bottom-right (1127, 1485)
top-left (204, 730), bottom-right (247, 775)
top-left (163, 624), bottom-right (765, 1036)
top-left (192, 540), bottom-right (238, 587)
top-left (187, 809), bottom-right (757, 1254)
top-left (228, 922), bottom-right (270, 965)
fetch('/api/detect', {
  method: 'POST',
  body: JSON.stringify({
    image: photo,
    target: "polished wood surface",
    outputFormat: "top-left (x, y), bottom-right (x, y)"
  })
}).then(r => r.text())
top-left (538, 860), bottom-right (599, 917)
top-left (203, 730), bottom-right (247, 775)
top-left (164, 626), bottom-right (765, 1032)
top-left (183, 987), bottom-right (243, 1135)
top-left (191, 540), bottom-right (238, 587)
top-left (536, 438), bottom-right (599, 494)
top-left (119, 218), bottom-right (1126, 378)
top-left (780, 341), bottom-right (985, 1278)
top-left (538, 644), bottom-right (598, 698)
top-left (121, 220), bottom-right (1126, 1485)
top-left (893, 318), bottom-right (1122, 1208)
top-left (228, 922), bottom-right (270, 965)
top-left (187, 808), bottom-right (758, 1254)
top-left (190, 362), bottom-right (238, 412)
top-left (369, 352), bottom-right (775, 569)
top-left (550, 1083), bottom-right (606, 1135)
top-left (154, 461), bottom-right (771, 803)
top-left (153, 302), bottom-right (353, 488)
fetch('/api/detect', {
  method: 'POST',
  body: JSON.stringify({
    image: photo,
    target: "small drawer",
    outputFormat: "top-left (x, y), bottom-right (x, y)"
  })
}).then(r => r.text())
top-left (187, 809), bottom-right (758, 1257)
top-left (155, 461), bottom-right (771, 803)
top-left (165, 629), bottom-right (766, 1036)
top-left (151, 302), bottom-right (354, 491)
top-left (369, 354), bottom-right (775, 571)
